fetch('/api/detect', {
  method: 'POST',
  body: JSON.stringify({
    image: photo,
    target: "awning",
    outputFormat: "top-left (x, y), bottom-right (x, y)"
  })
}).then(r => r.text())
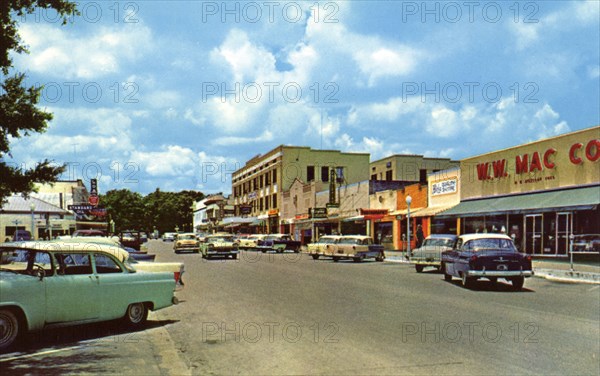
top-left (438, 186), bottom-right (600, 218)
top-left (390, 208), bottom-right (423, 217)
top-left (342, 215), bottom-right (364, 222)
top-left (412, 204), bottom-right (458, 218)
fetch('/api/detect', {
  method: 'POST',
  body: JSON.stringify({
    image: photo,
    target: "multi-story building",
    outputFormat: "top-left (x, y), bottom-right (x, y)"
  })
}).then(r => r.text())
top-left (370, 155), bottom-right (459, 184)
top-left (232, 146), bottom-right (370, 233)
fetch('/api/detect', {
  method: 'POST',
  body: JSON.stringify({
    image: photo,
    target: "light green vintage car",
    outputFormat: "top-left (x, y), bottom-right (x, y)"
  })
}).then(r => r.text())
top-left (0, 241), bottom-right (179, 351)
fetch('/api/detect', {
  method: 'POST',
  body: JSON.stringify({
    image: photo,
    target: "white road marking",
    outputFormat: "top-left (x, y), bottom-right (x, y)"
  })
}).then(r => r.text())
top-left (0, 345), bottom-right (83, 363)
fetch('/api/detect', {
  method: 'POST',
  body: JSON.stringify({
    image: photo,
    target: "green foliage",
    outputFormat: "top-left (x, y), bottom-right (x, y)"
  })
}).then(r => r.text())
top-left (0, 0), bottom-right (78, 204)
top-left (100, 189), bottom-right (205, 234)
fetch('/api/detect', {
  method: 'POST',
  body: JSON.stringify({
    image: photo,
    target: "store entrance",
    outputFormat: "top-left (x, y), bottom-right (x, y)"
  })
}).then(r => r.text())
top-left (524, 214), bottom-right (543, 254)
top-left (555, 212), bottom-right (573, 255)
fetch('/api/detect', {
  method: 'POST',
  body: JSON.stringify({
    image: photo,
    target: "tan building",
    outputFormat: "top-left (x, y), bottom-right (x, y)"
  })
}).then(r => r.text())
top-left (370, 155), bottom-right (459, 184)
top-left (0, 196), bottom-right (71, 241)
top-left (440, 126), bottom-right (599, 256)
top-left (232, 146), bottom-right (370, 233)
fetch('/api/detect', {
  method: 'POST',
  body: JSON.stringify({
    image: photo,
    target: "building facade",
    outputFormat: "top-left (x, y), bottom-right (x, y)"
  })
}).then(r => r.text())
top-left (439, 126), bottom-right (599, 256)
top-left (370, 155), bottom-right (459, 184)
top-left (232, 146), bottom-right (370, 233)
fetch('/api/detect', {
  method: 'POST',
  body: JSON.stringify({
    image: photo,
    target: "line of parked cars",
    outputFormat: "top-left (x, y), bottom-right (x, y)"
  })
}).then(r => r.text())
top-left (308, 235), bottom-right (385, 262)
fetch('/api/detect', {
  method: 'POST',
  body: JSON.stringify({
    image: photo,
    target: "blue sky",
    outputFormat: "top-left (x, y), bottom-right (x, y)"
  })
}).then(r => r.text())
top-left (8, 0), bottom-right (600, 195)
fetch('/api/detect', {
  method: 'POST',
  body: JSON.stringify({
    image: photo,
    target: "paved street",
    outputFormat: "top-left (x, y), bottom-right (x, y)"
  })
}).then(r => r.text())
top-left (1, 240), bottom-right (599, 375)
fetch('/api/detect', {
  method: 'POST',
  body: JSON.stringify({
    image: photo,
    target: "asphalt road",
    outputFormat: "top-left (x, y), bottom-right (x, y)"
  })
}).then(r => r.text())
top-left (1, 240), bottom-right (599, 375)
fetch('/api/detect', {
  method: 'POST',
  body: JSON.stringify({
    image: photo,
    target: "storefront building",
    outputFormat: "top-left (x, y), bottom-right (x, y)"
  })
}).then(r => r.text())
top-left (439, 126), bottom-right (599, 256)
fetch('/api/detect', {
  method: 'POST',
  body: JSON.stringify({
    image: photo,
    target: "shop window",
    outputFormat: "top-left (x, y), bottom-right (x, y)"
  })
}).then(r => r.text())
top-left (386, 170), bottom-right (393, 181)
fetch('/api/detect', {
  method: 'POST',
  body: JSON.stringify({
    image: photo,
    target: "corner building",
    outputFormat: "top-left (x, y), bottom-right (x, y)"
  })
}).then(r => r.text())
top-left (232, 146), bottom-right (369, 233)
top-left (439, 126), bottom-right (599, 256)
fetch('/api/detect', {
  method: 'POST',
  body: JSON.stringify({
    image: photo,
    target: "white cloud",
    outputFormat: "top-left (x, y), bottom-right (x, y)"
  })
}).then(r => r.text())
top-left (17, 23), bottom-right (153, 79)
top-left (427, 107), bottom-right (459, 138)
top-left (131, 146), bottom-right (197, 177)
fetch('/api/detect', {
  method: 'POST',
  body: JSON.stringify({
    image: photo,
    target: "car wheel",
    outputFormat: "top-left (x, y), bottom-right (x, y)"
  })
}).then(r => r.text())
top-left (375, 255), bottom-right (384, 262)
top-left (123, 303), bottom-right (148, 326)
top-left (415, 265), bottom-right (424, 273)
top-left (332, 257), bottom-right (340, 262)
top-left (461, 273), bottom-right (476, 289)
top-left (311, 254), bottom-right (320, 260)
top-left (0, 309), bottom-right (19, 351)
top-left (232, 254), bottom-right (238, 260)
top-left (511, 277), bottom-right (524, 291)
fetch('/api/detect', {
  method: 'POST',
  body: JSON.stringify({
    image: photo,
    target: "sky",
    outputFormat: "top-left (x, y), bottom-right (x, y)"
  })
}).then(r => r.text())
top-left (7, 0), bottom-right (600, 195)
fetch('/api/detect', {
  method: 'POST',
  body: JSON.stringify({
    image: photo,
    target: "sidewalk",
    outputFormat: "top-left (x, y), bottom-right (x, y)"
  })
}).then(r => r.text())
top-left (383, 250), bottom-right (600, 284)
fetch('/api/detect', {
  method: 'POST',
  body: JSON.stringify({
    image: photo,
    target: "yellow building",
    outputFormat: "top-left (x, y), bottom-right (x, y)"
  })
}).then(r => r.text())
top-left (232, 146), bottom-right (370, 233)
top-left (439, 126), bottom-right (599, 256)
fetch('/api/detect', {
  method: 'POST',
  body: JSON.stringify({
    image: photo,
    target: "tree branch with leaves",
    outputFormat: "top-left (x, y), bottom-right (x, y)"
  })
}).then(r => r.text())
top-left (0, 0), bottom-right (78, 204)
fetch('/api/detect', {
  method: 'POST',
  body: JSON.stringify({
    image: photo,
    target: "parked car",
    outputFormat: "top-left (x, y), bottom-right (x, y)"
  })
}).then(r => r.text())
top-left (50, 237), bottom-right (184, 286)
top-left (441, 234), bottom-right (533, 290)
top-left (331, 235), bottom-right (385, 262)
top-left (162, 232), bottom-right (177, 242)
top-left (174, 233), bottom-right (200, 254)
top-left (72, 229), bottom-right (106, 237)
top-left (572, 234), bottom-right (600, 253)
top-left (200, 234), bottom-right (240, 259)
top-left (238, 234), bottom-right (268, 250)
top-left (0, 241), bottom-right (179, 351)
top-left (119, 230), bottom-right (142, 250)
top-left (256, 234), bottom-right (302, 253)
top-left (410, 234), bottom-right (458, 272)
top-left (307, 235), bottom-right (343, 260)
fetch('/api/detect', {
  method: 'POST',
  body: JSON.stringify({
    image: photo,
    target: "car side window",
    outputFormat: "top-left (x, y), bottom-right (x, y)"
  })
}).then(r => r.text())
top-left (55, 253), bottom-right (92, 275)
top-left (455, 239), bottom-right (463, 250)
top-left (94, 254), bottom-right (122, 274)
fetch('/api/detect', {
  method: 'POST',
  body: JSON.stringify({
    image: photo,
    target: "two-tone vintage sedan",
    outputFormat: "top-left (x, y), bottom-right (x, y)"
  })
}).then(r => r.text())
top-left (331, 235), bottom-right (385, 263)
top-left (238, 234), bottom-right (268, 250)
top-left (200, 234), bottom-right (240, 259)
top-left (256, 234), bottom-right (302, 253)
top-left (307, 235), bottom-right (342, 260)
top-left (0, 241), bottom-right (179, 351)
top-left (410, 234), bottom-right (458, 272)
top-left (441, 234), bottom-right (533, 290)
top-left (173, 233), bottom-right (200, 254)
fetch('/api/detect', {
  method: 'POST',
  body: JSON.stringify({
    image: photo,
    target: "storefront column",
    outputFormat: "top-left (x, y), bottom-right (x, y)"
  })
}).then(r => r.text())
top-left (456, 218), bottom-right (461, 235)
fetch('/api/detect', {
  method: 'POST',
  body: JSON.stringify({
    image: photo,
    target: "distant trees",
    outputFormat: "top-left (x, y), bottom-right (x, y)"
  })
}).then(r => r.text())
top-left (100, 188), bottom-right (205, 234)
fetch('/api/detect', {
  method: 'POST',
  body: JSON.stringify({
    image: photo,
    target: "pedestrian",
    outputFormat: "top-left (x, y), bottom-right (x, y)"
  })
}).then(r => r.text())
top-left (416, 224), bottom-right (425, 249)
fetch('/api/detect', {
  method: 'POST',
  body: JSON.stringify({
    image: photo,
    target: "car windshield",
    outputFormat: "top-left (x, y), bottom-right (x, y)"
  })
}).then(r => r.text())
top-left (317, 237), bottom-right (338, 244)
top-left (179, 234), bottom-right (196, 240)
top-left (210, 236), bottom-right (235, 242)
top-left (423, 238), bottom-right (455, 247)
top-left (465, 238), bottom-right (517, 252)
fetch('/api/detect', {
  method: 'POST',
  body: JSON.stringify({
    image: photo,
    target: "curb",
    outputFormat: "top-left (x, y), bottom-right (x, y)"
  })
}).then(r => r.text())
top-left (533, 269), bottom-right (600, 285)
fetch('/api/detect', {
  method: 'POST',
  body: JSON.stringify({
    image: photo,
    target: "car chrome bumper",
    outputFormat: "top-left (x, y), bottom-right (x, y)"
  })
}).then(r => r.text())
top-left (467, 270), bottom-right (534, 277)
top-left (411, 259), bottom-right (440, 265)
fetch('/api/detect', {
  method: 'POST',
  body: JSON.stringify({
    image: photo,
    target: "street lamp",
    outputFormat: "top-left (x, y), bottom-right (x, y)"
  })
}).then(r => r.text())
top-left (406, 195), bottom-right (412, 257)
top-left (30, 202), bottom-right (36, 240)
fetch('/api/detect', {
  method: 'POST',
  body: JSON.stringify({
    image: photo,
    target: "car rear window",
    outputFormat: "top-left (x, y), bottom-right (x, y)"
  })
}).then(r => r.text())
top-left (464, 238), bottom-right (517, 252)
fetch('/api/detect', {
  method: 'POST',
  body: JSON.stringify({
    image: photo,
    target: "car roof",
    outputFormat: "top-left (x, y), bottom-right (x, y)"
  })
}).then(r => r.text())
top-left (426, 234), bottom-right (458, 239)
top-left (459, 233), bottom-right (512, 241)
top-left (0, 240), bottom-right (130, 262)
